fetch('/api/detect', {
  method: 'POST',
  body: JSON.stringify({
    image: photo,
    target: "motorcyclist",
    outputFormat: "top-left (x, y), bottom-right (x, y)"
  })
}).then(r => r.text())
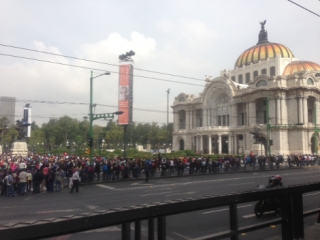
top-left (266, 175), bottom-right (282, 188)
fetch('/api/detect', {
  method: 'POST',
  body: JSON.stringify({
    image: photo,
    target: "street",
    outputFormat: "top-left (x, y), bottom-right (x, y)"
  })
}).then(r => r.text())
top-left (1, 167), bottom-right (320, 240)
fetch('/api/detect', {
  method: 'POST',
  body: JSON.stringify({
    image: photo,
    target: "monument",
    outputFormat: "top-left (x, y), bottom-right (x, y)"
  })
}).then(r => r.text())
top-left (249, 127), bottom-right (265, 155)
top-left (10, 104), bottom-right (31, 157)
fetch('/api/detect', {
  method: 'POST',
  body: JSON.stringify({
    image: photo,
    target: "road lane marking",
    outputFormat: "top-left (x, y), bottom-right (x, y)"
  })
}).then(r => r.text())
top-left (140, 191), bottom-right (177, 197)
top-left (96, 184), bottom-right (116, 190)
top-left (202, 204), bottom-right (252, 214)
top-left (304, 191), bottom-right (320, 197)
top-left (172, 232), bottom-right (192, 239)
top-left (242, 214), bottom-right (256, 218)
top-left (166, 191), bottom-right (197, 197)
top-left (37, 209), bottom-right (80, 214)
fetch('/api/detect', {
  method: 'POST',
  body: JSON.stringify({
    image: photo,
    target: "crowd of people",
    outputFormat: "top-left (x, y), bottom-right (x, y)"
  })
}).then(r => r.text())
top-left (0, 153), bottom-right (318, 197)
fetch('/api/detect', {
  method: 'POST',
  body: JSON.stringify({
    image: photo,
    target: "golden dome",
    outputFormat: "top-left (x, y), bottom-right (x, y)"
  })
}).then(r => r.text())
top-left (282, 61), bottom-right (320, 76)
top-left (235, 43), bottom-right (294, 68)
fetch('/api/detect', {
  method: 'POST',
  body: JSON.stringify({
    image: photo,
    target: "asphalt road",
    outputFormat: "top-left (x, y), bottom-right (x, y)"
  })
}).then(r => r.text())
top-left (1, 166), bottom-right (320, 240)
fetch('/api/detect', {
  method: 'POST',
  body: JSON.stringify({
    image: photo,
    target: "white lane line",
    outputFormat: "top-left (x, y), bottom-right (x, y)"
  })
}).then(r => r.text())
top-left (96, 184), bottom-right (116, 190)
top-left (202, 204), bottom-right (252, 215)
top-left (166, 191), bottom-right (197, 197)
top-left (86, 205), bottom-right (98, 210)
top-left (172, 231), bottom-right (192, 239)
top-left (228, 182), bottom-right (252, 186)
top-left (304, 191), bottom-right (320, 197)
top-left (140, 191), bottom-right (177, 197)
top-left (242, 214), bottom-right (256, 218)
top-left (37, 209), bottom-right (80, 214)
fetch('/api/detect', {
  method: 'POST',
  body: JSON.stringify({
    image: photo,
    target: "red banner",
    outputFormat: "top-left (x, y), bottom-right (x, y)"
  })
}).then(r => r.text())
top-left (118, 63), bottom-right (133, 125)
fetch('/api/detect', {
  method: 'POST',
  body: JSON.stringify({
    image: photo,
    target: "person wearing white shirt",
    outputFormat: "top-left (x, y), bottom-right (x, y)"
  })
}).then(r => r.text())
top-left (70, 168), bottom-right (81, 193)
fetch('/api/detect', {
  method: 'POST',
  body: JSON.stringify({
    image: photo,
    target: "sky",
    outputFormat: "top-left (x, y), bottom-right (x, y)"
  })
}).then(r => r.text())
top-left (0, 0), bottom-right (319, 127)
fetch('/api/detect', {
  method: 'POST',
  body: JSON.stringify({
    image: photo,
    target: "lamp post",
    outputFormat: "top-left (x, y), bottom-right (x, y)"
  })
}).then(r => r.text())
top-left (167, 88), bottom-right (170, 146)
top-left (88, 70), bottom-right (123, 164)
top-left (66, 140), bottom-right (70, 156)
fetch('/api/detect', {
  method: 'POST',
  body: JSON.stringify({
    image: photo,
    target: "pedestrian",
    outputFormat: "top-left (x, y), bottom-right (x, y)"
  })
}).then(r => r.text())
top-left (70, 168), bottom-right (81, 193)
top-left (4, 171), bottom-right (15, 197)
top-left (18, 168), bottom-right (27, 195)
top-left (144, 162), bottom-right (150, 183)
top-left (55, 168), bottom-right (62, 192)
top-left (33, 169), bottom-right (44, 194)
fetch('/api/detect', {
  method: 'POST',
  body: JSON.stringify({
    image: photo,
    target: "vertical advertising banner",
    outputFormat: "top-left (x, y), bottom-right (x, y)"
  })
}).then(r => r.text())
top-left (118, 62), bottom-right (133, 125)
top-left (23, 107), bottom-right (32, 137)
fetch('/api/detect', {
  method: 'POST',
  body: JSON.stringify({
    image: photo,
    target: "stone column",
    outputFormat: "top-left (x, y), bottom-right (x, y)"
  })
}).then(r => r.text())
top-left (186, 110), bottom-right (190, 130)
top-left (277, 98), bottom-right (281, 125)
top-left (228, 135), bottom-right (232, 154)
top-left (208, 135), bottom-right (212, 154)
top-left (248, 101), bottom-right (256, 126)
top-left (303, 97), bottom-right (308, 124)
top-left (200, 135), bottom-right (203, 153)
top-left (173, 110), bottom-right (178, 131)
top-left (246, 102), bottom-right (249, 126)
top-left (298, 98), bottom-right (303, 124)
top-left (218, 135), bottom-right (222, 154)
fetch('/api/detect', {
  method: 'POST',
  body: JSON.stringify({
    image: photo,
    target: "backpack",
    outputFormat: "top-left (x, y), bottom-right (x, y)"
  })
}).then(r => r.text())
top-left (102, 165), bottom-right (108, 172)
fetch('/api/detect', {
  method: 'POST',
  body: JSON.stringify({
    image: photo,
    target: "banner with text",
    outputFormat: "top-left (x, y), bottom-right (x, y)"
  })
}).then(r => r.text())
top-left (118, 62), bottom-right (133, 125)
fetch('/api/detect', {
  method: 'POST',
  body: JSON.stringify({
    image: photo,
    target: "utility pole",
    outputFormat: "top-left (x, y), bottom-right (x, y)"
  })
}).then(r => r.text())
top-left (314, 104), bottom-right (318, 154)
top-left (167, 88), bottom-right (170, 148)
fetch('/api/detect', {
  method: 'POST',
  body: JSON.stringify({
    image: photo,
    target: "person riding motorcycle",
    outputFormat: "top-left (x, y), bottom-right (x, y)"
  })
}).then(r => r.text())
top-left (254, 175), bottom-right (283, 217)
top-left (266, 175), bottom-right (282, 188)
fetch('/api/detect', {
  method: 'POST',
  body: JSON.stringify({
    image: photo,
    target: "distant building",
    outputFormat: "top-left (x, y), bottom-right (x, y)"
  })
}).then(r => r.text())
top-left (172, 21), bottom-right (320, 155)
top-left (0, 96), bottom-right (16, 126)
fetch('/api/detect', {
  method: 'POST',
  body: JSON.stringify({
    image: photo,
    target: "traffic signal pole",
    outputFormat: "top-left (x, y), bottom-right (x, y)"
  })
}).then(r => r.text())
top-left (89, 71), bottom-right (94, 165)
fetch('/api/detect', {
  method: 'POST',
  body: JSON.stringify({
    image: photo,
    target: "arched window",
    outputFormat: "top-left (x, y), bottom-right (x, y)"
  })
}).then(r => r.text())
top-left (270, 66), bottom-right (276, 77)
top-left (307, 78), bottom-right (314, 85)
top-left (261, 68), bottom-right (267, 75)
top-left (256, 80), bottom-right (267, 88)
top-left (253, 71), bottom-right (258, 79)
top-left (231, 76), bottom-right (235, 82)
top-left (238, 74), bottom-right (243, 84)
top-left (245, 72), bottom-right (250, 83)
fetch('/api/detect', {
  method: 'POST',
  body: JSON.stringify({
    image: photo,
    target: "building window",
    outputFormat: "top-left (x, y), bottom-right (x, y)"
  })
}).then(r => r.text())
top-left (270, 66), bottom-right (276, 77)
top-left (231, 76), bottom-right (235, 82)
top-left (307, 78), bottom-right (314, 85)
top-left (261, 68), bottom-right (267, 75)
top-left (218, 116), bottom-right (222, 126)
top-left (222, 115), bottom-right (226, 126)
top-left (256, 80), bottom-right (267, 87)
top-left (245, 72), bottom-right (250, 83)
top-left (263, 110), bottom-right (267, 124)
top-left (253, 71), bottom-right (258, 79)
top-left (238, 74), bottom-right (243, 84)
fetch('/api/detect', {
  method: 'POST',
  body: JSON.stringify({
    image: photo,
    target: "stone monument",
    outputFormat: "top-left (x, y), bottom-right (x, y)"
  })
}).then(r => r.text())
top-left (10, 119), bottom-right (30, 157)
top-left (249, 127), bottom-right (265, 155)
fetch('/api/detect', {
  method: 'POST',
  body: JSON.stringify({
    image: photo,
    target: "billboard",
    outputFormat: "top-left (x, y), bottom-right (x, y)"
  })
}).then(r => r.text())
top-left (118, 62), bottom-right (133, 125)
top-left (23, 106), bottom-right (31, 137)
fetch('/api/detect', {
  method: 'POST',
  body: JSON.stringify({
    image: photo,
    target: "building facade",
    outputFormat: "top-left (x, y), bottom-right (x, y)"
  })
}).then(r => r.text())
top-left (0, 96), bottom-right (16, 126)
top-left (172, 22), bottom-right (320, 155)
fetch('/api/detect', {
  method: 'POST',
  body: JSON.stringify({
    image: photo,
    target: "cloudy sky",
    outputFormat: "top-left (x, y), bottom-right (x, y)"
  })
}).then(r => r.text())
top-left (0, 0), bottom-right (319, 127)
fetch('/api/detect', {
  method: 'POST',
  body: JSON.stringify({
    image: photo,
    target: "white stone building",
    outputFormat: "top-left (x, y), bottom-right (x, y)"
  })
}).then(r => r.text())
top-left (172, 21), bottom-right (320, 155)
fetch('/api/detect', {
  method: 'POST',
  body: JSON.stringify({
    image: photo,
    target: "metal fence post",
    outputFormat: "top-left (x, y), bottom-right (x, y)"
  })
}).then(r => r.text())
top-left (134, 221), bottom-right (141, 240)
top-left (292, 193), bottom-right (304, 239)
top-left (157, 216), bottom-right (166, 240)
top-left (122, 223), bottom-right (131, 240)
top-left (148, 218), bottom-right (155, 240)
top-left (229, 204), bottom-right (239, 240)
top-left (281, 196), bottom-right (293, 240)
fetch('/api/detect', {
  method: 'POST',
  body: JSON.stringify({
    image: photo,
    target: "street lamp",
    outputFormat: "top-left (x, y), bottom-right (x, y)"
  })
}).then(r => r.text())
top-left (88, 70), bottom-right (124, 164)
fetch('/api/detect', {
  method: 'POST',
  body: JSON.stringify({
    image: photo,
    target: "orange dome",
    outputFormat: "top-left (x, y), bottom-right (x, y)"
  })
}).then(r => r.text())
top-left (235, 42), bottom-right (294, 68)
top-left (282, 61), bottom-right (320, 76)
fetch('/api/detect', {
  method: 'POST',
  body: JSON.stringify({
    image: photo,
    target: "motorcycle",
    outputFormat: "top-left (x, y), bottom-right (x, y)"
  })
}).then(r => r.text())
top-left (254, 175), bottom-right (283, 218)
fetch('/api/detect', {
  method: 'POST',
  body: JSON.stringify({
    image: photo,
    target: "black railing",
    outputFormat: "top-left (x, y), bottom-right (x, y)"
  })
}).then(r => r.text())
top-left (1, 182), bottom-right (320, 240)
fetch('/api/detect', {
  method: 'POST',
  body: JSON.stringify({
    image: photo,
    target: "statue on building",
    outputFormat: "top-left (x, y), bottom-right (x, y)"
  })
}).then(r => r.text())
top-left (249, 127), bottom-right (261, 144)
top-left (257, 20), bottom-right (269, 45)
top-left (15, 119), bottom-right (31, 141)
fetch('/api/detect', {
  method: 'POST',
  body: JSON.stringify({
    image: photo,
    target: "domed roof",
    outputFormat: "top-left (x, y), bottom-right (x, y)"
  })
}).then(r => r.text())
top-left (282, 61), bottom-right (320, 76)
top-left (234, 20), bottom-right (294, 68)
top-left (235, 43), bottom-right (294, 68)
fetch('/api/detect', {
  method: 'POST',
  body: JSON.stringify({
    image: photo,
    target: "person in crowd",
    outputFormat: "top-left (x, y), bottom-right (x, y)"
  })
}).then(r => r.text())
top-left (70, 168), bottom-right (81, 193)
top-left (5, 171), bottom-right (15, 197)
top-left (33, 169), bottom-right (44, 194)
top-left (55, 168), bottom-right (62, 192)
top-left (18, 168), bottom-right (27, 195)
top-left (26, 170), bottom-right (32, 192)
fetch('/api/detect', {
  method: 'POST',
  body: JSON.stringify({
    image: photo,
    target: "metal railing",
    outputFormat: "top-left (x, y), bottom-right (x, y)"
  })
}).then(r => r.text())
top-left (1, 182), bottom-right (320, 240)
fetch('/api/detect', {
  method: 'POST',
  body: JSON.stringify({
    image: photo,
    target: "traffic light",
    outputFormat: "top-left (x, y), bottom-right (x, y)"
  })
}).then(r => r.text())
top-left (87, 137), bottom-right (93, 147)
top-left (270, 139), bottom-right (273, 145)
top-left (85, 148), bottom-right (91, 155)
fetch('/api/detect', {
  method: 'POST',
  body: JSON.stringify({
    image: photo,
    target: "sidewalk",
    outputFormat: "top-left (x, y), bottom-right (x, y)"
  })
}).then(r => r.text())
top-left (263, 223), bottom-right (320, 240)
